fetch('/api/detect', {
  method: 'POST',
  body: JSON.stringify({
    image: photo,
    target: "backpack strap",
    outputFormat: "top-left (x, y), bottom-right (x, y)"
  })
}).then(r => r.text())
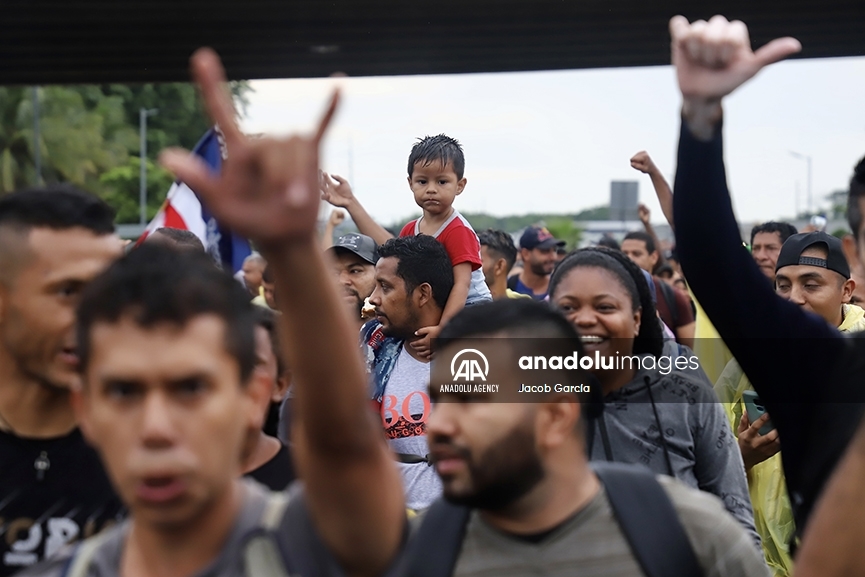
top-left (403, 498), bottom-right (472, 577)
top-left (593, 462), bottom-right (702, 577)
top-left (60, 530), bottom-right (114, 577)
top-left (260, 491), bottom-right (291, 530)
top-left (242, 490), bottom-right (293, 577)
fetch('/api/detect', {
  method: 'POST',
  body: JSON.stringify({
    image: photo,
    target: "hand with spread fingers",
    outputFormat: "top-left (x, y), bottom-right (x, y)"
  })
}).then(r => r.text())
top-left (320, 172), bottom-right (357, 209)
top-left (669, 14), bottom-right (801, 138)
top-left (160, 48), bottom-right (339, 249)
top-left (737, 411), bottom-right (781, 470)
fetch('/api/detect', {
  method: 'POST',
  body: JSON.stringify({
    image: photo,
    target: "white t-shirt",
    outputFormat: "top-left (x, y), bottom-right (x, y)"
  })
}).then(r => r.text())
top-left (380, 347), bottom-right (442, 510)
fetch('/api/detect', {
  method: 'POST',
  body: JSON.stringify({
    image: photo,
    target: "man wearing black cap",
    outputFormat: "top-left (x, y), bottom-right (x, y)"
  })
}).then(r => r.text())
top-left (327, 232), bottom-right (378, 330)
top-left (715, 231), bottom-right (865, 575)
top-left (508, 226), bottom-right (565, 300)
top-left (773, 232), bottom-right (859, 329)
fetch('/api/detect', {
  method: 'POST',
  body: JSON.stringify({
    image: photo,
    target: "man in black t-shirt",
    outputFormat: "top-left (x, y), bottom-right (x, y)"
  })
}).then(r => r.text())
top-left (243, 306), bottom-right (295, 490)
top-left (0, 186), bottom-right (125, 576)
top-left (20, 49), bottom-right (406, 577)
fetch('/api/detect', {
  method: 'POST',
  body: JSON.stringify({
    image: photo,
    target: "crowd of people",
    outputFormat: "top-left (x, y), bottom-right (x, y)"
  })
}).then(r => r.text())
top-left (2, 14), bottom-right (865, 577)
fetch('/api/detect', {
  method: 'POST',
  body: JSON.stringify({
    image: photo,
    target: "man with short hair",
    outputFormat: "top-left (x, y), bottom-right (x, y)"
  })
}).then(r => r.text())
top-left (750, 222), bottom-right (798, 281)
top-left (478, 229), bottom-right (529, 300)
top-left (622, 231), bottom-right (695, 347)
top-left (328, 232), bottom-right (378, 328)
top-left (146, 227), bottom-right (205, 252)
top-left (241, 253), bottom-right (266, 297)
top-left (362, 234), bottom-right (454, 511)
top-left (407, 299), bottom-right (769, 577)
top-left (22, 47), bottom-right (406, 577)
top-left (0, 185), bottom-right (125, 576)
top-left (508, 226), bottom-right (564, 300)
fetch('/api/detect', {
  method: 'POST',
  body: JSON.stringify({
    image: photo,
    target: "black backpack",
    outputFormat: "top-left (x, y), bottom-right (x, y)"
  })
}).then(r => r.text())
top-left (402, 462), bottom-right (703, 577)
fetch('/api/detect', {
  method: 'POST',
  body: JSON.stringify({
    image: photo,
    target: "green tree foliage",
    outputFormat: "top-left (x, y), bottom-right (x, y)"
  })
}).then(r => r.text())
top-left (0, 86), bottom-right (136, 193)
top-left (545, 217), bottom-right (583, 251)
top-left (0, 81), bottom-right (252, 223)
top-left (99, 157), bottom-right (175, 224)
top-left (102, 81), bottom-right (251, 161)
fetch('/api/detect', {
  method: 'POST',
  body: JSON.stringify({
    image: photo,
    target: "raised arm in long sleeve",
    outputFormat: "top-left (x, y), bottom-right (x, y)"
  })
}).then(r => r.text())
top-left (672, 120), bottom-right (842, 407)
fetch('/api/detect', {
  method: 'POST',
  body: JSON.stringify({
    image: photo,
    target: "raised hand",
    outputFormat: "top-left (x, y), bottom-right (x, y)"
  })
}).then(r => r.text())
top-left (329, 210), bottom-right (346, 227)
top-left (630, 151), bottom-right (656, 175)
top-left (637, 203), bottom-right (650, 225)
top-left (159, 48), bottom-right (339, 249)
top-left (320, 172), bottom-right (356, 209)
top-left (670, 15), bottom-right (801, 104)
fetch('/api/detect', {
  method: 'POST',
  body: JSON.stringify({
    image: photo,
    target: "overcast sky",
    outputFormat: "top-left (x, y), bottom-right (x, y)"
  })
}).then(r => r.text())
top-left (241, 56), bottom-right (865, 228)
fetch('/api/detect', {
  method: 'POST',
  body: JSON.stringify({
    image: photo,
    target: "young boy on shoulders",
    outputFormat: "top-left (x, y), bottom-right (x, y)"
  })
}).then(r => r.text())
top-left (321, 134), bottom-right (491, 358)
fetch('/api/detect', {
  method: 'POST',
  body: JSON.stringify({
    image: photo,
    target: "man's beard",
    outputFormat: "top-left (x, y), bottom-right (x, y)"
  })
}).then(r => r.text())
top-left (435, 423), bottom-right (545, 511)
top-left (530, 260), bottom-right (551, 277)
top-left (347, 291), bottom-right (363, 317)
top-left (378, 299), bottom-right (421, 341)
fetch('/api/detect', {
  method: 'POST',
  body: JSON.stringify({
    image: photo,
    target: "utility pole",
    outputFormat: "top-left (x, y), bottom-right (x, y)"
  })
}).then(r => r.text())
top-left (139, 108), bottom-right (158, 225)
top-left (790, 151), bottom-right (812, 215)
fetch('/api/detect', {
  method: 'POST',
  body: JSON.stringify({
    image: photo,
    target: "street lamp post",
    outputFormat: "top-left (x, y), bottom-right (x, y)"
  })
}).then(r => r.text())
top-left (139, 108), bottom-right (158, 225)
top-left (790, 151), bottom-right (812, 215)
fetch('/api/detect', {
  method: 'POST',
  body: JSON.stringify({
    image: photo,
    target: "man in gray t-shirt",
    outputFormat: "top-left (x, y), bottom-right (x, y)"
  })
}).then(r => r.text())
top-left (21, 52), bottom-right (407, 577)
top-left (418, 299), bottom-right (769, 577)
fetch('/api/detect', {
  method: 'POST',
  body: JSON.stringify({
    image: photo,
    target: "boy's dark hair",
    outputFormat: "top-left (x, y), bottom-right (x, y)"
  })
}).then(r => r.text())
top-left (438, 298), bottom-right (601, 418)
top-left (407, 134), bottom-right (465, 179)
top-left (750, 221), bottom-right (798, 245)
top-left (153, 227), bottom-right (205, 252)
top-left (377, 235), bottom-right (454, 310)
top-left (478, 229), bottom-right (518, 272)
top-left (847, 156), bottom-right (865, 240)
top-left (0, 184), bottom-right (115, 234)
top-left (549, 246), bottom-right (663, 358)
top-left (77, 243), bottom-right (257, 383)
top-left (623, 231), bottom-right (656, 255)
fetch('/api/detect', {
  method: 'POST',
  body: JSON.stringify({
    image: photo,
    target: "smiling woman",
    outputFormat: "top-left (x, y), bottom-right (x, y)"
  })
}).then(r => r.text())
top-left (548, 246), bottom-right (761, 543)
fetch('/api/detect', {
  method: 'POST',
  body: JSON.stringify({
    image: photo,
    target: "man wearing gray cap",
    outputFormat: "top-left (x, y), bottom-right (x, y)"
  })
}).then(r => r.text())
top-left (327, 233), bottom-right (378, 330)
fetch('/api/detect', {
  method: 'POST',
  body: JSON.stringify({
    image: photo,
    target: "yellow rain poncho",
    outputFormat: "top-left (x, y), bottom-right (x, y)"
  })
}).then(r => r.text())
top-left (714, 303), bottom-right (865, 577)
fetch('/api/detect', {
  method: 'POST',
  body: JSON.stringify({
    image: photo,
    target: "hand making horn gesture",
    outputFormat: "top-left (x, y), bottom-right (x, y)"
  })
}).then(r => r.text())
top-left (160, 48), bottom-right (339, 249)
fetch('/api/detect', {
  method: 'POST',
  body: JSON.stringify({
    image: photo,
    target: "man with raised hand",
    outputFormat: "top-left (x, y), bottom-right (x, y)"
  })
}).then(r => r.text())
top-left (161, 48), bottom-right (406, 577)
top-left (668, 14), bottom-right (865, 546)
top-left (21, 48), bottom-right (405, 577)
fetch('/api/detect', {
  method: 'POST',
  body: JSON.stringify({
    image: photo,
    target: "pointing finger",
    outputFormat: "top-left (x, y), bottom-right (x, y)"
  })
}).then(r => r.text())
top-left (190, 48), bottom-right (244, 145)
top-left (314, 89), bottom-right (341, 145)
